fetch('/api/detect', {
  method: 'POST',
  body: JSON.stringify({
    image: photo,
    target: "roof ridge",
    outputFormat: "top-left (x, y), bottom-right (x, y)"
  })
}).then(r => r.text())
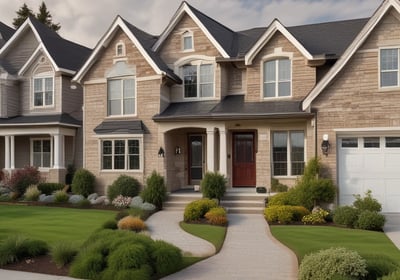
top-left (287, 17), bottom-right (370, 29)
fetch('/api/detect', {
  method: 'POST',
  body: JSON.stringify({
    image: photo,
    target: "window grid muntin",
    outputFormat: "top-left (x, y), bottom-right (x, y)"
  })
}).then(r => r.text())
top-left (101, 139), bottom-right (141, 170)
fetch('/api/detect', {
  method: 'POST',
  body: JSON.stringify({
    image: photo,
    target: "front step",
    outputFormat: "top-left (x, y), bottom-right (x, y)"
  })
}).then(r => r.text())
top-left (220, 191), bottom-right (267, 214)
top-left (163, 191), bottom-right (202, 211)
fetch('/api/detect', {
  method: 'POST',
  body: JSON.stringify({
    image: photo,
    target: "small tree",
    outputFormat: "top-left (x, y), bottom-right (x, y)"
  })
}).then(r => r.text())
top-left (201, 172), bottom-right (227, 202)
top-left (141, 171), bottom-right (167, 210)
top-left (12, 3), bottom-right (33, 29)
top-left (4, 166), bottom-right (42, 197)
top-left (71, 169), bottom-right (95, 197)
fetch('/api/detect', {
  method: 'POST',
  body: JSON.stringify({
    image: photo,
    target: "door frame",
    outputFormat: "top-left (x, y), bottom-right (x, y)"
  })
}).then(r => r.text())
top-left (188, 134), bottom-right (206, 185)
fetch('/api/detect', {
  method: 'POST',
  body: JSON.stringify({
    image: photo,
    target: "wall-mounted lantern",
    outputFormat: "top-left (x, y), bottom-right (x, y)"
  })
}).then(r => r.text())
top-left (175, 146), bottom-right (181, 155)
top-left (158, 147), bottom-right (165, 158)
top-left (321, 134), bottom-right (330, 156)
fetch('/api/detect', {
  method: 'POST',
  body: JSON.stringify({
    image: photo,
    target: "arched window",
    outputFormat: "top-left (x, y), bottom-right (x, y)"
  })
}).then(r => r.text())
top-left (116, 42), bottom-right (126, 57)
top-left (263, 58), bottom-right (291, 98)
top-left (182, 31), bottom-right (194, 51)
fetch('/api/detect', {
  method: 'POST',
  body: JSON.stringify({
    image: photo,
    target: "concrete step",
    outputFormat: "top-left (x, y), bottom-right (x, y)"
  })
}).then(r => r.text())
top-left (225, 207), bottom-right (264, 214)
top-left (220, 200), bottom-right (265, 208)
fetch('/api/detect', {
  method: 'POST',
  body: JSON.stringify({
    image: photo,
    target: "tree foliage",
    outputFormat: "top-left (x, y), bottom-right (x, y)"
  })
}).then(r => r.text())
top-left (13, 1), bottom-right (60, 32)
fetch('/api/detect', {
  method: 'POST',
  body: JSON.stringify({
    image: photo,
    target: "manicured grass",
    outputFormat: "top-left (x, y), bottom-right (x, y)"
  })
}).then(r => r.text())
top-left (0, 204), bottom-right (116, 246)
top-left (180, 222), bottom-right (227, 252)
top-left (271, 225), bottom-right (400, 263)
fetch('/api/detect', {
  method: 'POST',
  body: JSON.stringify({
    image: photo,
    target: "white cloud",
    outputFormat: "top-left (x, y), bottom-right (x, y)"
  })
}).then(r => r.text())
top-left (0, 0), bottom-right (380, 48)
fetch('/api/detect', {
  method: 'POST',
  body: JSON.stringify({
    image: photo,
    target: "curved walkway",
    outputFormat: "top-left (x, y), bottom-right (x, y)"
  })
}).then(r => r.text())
top-left (150, 212), bottom-right (298, 280)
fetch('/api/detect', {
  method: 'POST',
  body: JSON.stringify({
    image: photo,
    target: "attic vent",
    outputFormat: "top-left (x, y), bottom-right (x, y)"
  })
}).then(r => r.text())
top-left (39, 56), bottom-right (46, 64)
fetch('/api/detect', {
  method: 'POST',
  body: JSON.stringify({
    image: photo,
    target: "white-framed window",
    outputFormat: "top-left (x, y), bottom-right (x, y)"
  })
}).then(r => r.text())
top-left (182, 63), bottom-right (214, 98)
top-left (272, 131), bottom-right (304, 176)
top-left (107, 77), bottom-right (135, 116)
top-left (182, 31), bottom-right (194, 51)
top-left (263, 58), bottom-right (291, 98)
top-left (31, 138), bottom-right (52, 168)
top-left (116, 42), bottom-right (126, 57)
top-left (101, 139), bottom-right (141, 170)
top-left (380, 48), bottom-right (399, 88)
top-left (33, 76), bottom-right (54, 107)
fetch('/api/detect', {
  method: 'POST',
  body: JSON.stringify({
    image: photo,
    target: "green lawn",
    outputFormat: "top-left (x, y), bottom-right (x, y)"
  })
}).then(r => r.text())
top-left (0, 204), bottom-right (116, 245)
top-left (180, 222), bottom-right (227, 253)
top-left (271, 225), bottom-right (400, 263)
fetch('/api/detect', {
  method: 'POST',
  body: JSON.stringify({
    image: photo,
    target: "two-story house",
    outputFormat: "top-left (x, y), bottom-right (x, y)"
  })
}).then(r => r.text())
top-left (0, 17), bottom-right (91, 183)
top-left (74, 0), bottom-right (400, 212)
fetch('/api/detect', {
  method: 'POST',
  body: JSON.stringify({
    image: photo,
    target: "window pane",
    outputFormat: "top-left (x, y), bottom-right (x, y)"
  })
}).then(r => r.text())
top-left (200, 65), bottom-right (213, 83)
top-left (108, 100), bottom-right (121, 115)
top-left (264, 83), bottom-right (275, 98)
top-left (45, 91), bottom-right (53, 106)
top-left (128, 140), bottom-right (139, 154)
top-left (123, 79), bottom-right (135, 98)
top-left (33, 140), bottom-right (42, 153)
top-left (34, 79), bottom-right (42, 92)
top-left (273, 132), bottom-right (288, 176)
top-left (364, 137), bottom-right (380, 148)
top-left (291, 132), bottom-right (304, 175)
top-left (45, 78), bottom-right (53, 91)
top-left (103, 141), bottom-right (112, 155)
top-left (184, 65), bottom-right (197, 98)
top-left (341, 138), bottom-right (358, 148)
top-left (264, 61), bottom-right (275, 82)
top-left (108, 80), bottom-right (121, 100)
top-left (114, 140), bottom-right (125, 155)
top-left (114, 156), bottom-right (125, 169)
top-left (278, 82), bottom-right (291, 97)
top-left (33, 153), bottom-right (41, 167)
top-left (381, 49), bottom-right (398, 71)
top-left (386, 137), bottom-right (400, 148)
top-left (200, 84), bottom-right (213, 97)
top-left (42, 152), bottom-right (51, 167)
top-left (129, 155), bottom-right (140, 169)
top-left (381, 72), bottom-right (398, 87)
top-left (34, 92), bottom-right (43, 106)
top-left (102, 156), bottom-right (112, 169)
top-left (183, 36), bottom-right (192, 50)
top-left (42, 140), bottom-right (51, 153)
top-left (123, 98), bottom-right (135, 115)
top-left (278, 59), bottom-right (291, 80)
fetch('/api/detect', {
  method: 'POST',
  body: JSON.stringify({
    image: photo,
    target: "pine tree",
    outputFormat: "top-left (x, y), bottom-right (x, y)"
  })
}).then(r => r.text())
top-left (12, 2), bottom-right (61, 32)
top-left (12, 3), bottom-right (33, 29)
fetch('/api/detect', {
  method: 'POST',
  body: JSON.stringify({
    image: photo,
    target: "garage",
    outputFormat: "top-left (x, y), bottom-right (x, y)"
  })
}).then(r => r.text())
top-left (338, 136), bottom-right (400, 213)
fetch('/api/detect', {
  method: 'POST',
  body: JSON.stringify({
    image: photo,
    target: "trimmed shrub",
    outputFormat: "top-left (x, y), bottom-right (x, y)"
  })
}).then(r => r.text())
top-left (107, 175), bottom-right (140, 201)
top-left (117, 216), bottom-right (146, 232)
top-left (353, 190), bottom-right (382, 212)
top-left (363, 254), bottom-right (400, 280)
top-left (201, 172), bottom-right (227, 201)
top-left (112, 195), bottom-right (132, 208)
top-left (69, 251), bottom-right (105, 279)
top-left (299, 247), bottom-right (368, 280)
top-left (271, 178), bottom-right (288, 192)
top-left (24, 185), bottom-right (41, 201)
top-left (151, 240), bottom-right (182, 276)
top-left (141, 171), bottom-right (167, 209)
top-left (356, 210), bottom-right (386, 231)
top-left (302, 207), bottom-right (329, 225)
top-left (382, 270), bottom-right (400, 280)
top-left (204, 207), bottom-right (228, 226)
top-left (54, 190), bottom-right (69, 203)
top-left (76, 198), bottom-right (91, 208)
top-left (51, 242), bottom-right (78, 268)
top-left (108, 243), bottom-right (149, 269)
top-left (0, 235), bottom-right (48, 265)
top-left (4, 166), bottom-right (41, 197)
top-left (333, 206), bottom-right (359, 228)
top-left (37, 183), bottom-right (64, 195)
top-left (71, 169), bottom-right (95, 197)
top-left (183, 199), bottom-right (218, 222)
top-left (264, 205), bottom-right (310, 224)
top-left (102, 219), bottom-right (118, 230)
top-left (268, 192), bottom-right (292, 206)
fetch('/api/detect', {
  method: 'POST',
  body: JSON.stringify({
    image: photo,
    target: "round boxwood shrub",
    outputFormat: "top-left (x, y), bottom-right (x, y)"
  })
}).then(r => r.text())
top-left (201, 172), bottom-right (226, 201)
top-left (264, 205), bottom-right (310, 224)
top-left (333, 206), bottom-right (359, 228)
top-left (151, 240), bottom-right (182, 276)
top-left (355, 210), bottom-right (386, 231)
top-left (299, 247), bottom-right (368, 280)
top-left (353, 190), bottom-right (382, 212)
top-left (71, 169), bottom-right (95, 197)
top-left (107, 175), bottom-right (140, 201)
top-left (141, 171), bottom-right (167, 209)
top-left (183, 199), bottom-right (218, 222)
top-left (37, 183), bottom-right (64, 195)
top-left (108, 243), bottom-right (149, 270)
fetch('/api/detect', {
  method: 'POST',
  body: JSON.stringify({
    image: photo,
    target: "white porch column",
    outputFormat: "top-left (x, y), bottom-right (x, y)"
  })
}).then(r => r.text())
top-left (10, 135), bottom-right (15, 169)
top-left (219, 128), bottom-right (227, 176)
top-left (4, 135), bottom-right (10, 169)
top-left (206, 128), bottom-right (215, 172)
top-left (53, 134), bottom-right (65, 169)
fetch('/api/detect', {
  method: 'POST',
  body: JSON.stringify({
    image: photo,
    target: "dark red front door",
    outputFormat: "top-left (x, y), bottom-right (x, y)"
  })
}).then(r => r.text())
top-left (232, 132), bottom-right (256, 187)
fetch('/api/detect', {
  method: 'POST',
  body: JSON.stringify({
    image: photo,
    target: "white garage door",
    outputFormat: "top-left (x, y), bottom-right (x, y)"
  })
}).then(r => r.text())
top-left (338, 136), bottom-right (400, 213)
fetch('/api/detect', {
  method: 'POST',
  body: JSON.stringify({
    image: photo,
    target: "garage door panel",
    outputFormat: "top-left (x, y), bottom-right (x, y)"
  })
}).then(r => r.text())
top-left (384, 153), bottom-right (400, 172)
top-left (363, 154), bottom-right (384, 172)
top-left (386, 179), bottom-right (400, 195)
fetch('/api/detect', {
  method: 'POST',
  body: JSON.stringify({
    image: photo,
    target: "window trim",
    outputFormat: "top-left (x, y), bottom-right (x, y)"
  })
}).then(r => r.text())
top-left (99, 137), bottom-right (143, 172)
top-left (107, 76), bottom-right (137, 117)
top-left (32, 73), bottom-right (55, 109)
top-left (272, 130), bottom-right (305, 178)
top-left (182, 30), bottom-right (194, 52)
top-left (262, 57), bottom-right (292, 99)
top-left (30, 138), bottom-right (53, 170)
top-left (379, 47), bottom-right (400, 90)
top-left (181, 60), bottom-right (215, 100)
top-left (115, 41), bottom-right (126, 57)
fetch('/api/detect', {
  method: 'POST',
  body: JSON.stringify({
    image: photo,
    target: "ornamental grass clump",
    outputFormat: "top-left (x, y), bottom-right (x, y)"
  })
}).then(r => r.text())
top-left (0, 235), bottom-right (48, 265)
top-left (299, 247), bottom-right (368, 280)
top-left (117, 215), bottom-right (146, 232)
top-left (51, 241), bottom-right (78, 268)
top-left (53, 190), bottom-right (69, 203)
top-left (23, 185), bottom-right (41, 201)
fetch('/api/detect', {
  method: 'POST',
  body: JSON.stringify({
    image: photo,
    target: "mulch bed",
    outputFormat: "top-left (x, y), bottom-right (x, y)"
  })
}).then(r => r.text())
top-left (1, 255), bottom-right (69, 276)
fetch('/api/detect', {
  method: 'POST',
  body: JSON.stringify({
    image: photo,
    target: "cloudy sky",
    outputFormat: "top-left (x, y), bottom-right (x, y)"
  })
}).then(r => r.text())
top-left (0, 0), bottom-right (381, 48)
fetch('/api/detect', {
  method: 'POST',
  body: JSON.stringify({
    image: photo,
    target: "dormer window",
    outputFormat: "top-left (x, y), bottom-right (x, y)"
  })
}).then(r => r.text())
top-left (182, 31), bottom-right (194, 51)
top-left (116, 42), bottom-right (126, 57)
top-left (263, 58), bottom-right (291, 98)
top-left (33, 75), bottom-right (54, 107)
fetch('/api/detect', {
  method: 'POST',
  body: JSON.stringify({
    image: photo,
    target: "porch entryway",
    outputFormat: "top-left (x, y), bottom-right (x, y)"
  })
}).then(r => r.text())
top-left (232, 132), bottom-right (256, 187)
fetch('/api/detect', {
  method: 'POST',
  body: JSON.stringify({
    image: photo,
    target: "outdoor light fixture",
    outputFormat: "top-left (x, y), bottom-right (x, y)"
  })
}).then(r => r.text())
top-left (175, 146), bottom-right (181, 155)
top-left (321, 134), bottom-right (330, 156)
top-left (158, 147), bottom-right (165, 158)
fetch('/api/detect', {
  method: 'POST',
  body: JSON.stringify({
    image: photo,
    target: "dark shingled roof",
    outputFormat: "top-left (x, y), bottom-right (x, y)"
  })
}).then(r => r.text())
top-left (121, 18), bottom-right (182, 83)
top-left (0, 113), bottom-right (81, 127)
top-left (94, 120), bottom-right (145, 134)
top-left (0, 22), bottom-right (14, 47)
top-left (28, 16), bottom-right (92, 72)
top-left (287, 18), bottom-right (369, 57)
top-left (154, 95), bottom-right (312, 121)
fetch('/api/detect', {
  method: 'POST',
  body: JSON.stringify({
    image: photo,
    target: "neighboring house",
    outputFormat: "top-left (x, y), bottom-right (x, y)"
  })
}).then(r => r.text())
top-left (0, 17), bottom-right (91, 183)
top-left (73, 0), bottom-right (400, 212)
top-left (0, 22), bottom-right (14, 48)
